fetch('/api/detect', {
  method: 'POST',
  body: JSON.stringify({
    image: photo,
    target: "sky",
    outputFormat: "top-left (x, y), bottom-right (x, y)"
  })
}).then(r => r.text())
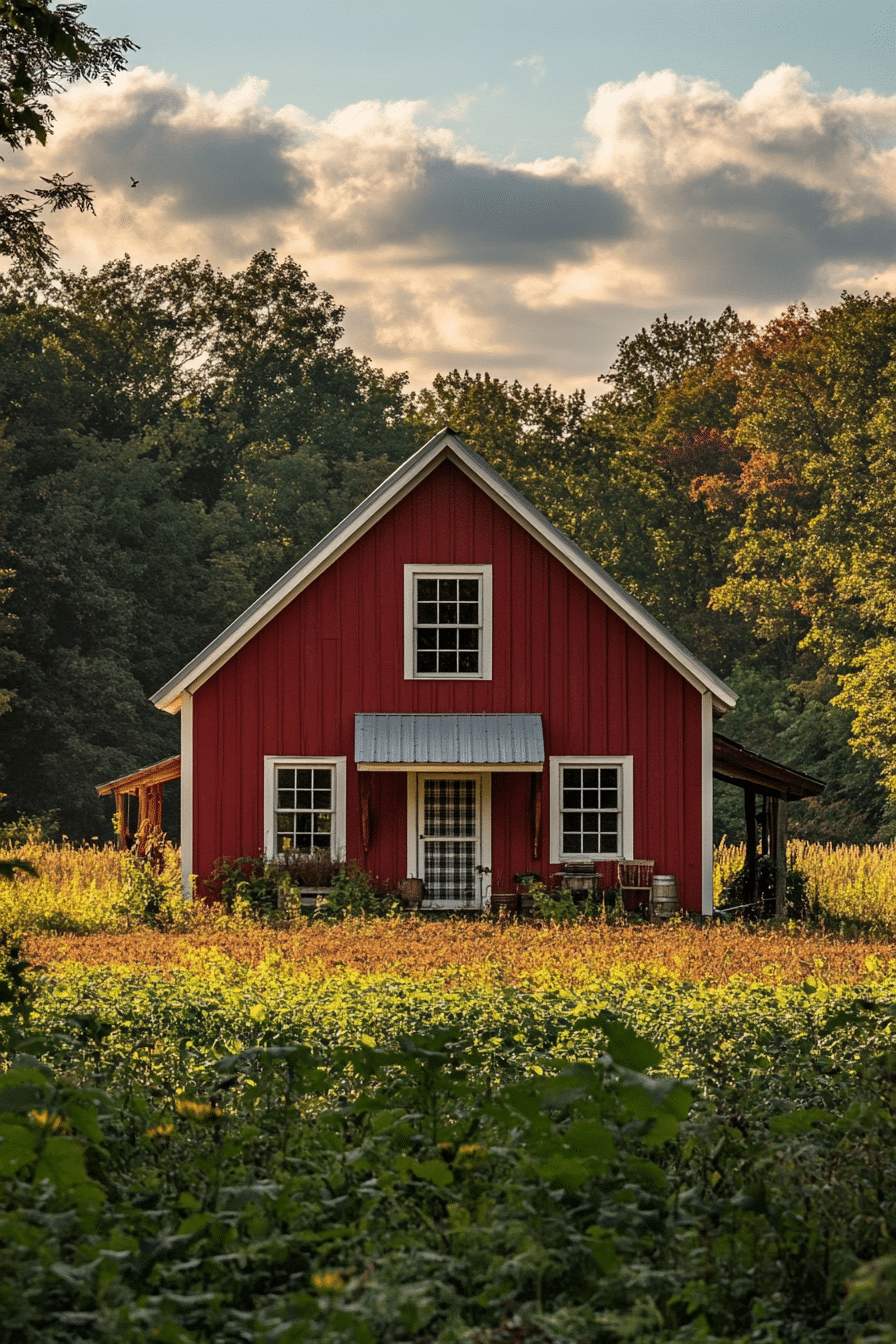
top-left (9, 0), bottom-right (896, 392)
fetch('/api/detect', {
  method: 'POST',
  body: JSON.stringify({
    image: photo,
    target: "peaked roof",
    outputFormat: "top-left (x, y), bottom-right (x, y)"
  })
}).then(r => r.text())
top-left (152, 427), bottom-right (737, 713)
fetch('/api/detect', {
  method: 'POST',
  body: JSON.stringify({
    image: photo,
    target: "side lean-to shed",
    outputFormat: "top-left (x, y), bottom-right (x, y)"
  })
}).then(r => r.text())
top-left (133, 427), bottom-right (744, 914)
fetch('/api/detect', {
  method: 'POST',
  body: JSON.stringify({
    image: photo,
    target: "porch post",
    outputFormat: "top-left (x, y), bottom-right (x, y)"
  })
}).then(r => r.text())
top-left (137, 786), bottom-right (148, 855)
top-left (145, 783), bottom-right (163, 831)
top-left (772, 795), bottom-right (788, 918)
top-left (744, 785), bottom-right (757, 903)
top-left (115, 789), bottom-right (128, 851)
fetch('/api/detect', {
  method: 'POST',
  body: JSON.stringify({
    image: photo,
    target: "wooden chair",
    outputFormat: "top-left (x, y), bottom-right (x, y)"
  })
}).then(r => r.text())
top-left (618, 860), bottom-right (655, 914)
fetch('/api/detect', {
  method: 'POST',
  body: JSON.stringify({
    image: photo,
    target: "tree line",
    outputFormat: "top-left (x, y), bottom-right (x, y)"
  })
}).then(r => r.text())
top-left (0, 253), bottom-right (894, 844)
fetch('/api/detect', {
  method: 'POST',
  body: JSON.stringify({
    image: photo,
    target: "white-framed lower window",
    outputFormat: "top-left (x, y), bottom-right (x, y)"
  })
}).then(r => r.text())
top-left (549, 756), bottom-right (633, 863)
top-left (404, 564), bottom-right (493, 680)
top-left (263, 756), bottom-right (347, 860)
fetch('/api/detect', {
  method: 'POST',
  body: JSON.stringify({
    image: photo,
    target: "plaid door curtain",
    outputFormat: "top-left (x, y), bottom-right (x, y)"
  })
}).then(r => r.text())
top-left (422, 779), bottom-right (477, 901)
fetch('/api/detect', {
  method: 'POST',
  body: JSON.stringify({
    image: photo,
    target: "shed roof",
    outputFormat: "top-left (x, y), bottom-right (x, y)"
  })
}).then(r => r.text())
top-left (355, 713), bottom-right (544, 769)
top-left (152, 428), bottom-right (737, 714)
top-left (712, 734), bottom-right (824, 801)
top-left (96, 755), bottom-right (181, 797)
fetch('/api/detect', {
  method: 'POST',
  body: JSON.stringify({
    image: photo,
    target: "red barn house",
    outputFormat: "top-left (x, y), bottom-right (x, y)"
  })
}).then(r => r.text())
top-left (151, 428), bottom-right (738, 915)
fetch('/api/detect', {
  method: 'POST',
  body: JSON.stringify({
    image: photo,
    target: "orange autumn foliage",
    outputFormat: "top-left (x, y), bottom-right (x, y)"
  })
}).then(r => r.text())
top-left (26, 918), bottom-right (896, 988)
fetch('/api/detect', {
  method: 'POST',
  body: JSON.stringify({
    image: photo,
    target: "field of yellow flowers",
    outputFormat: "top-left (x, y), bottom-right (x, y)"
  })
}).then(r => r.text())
top-left (3, 837), bottom-right (896, 988)
top-left (22, 917), bottom-right (896, 988)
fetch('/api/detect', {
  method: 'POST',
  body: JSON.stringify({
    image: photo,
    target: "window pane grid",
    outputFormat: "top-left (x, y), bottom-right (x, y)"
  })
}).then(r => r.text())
top-left (276, 765), bottom-right (334, 853)
top-left (415, 575), bottom-right (480, 675)
top-left (560, 766), bottom-right (620, 856)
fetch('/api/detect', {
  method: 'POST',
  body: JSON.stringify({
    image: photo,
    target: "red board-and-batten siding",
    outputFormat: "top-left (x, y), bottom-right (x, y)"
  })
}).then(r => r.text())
top-left (192, 461), bottom-right (705, 908)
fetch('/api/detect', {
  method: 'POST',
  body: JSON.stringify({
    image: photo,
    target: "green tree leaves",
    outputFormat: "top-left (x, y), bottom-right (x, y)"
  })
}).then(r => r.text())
top-left (0, 253), bottom-right (414, 837)
top-left (0, 2), bottom-right (137, 269)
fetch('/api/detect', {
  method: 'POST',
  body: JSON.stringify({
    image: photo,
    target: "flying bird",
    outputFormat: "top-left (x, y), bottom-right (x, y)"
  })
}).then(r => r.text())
top-left (130, 177), bottom-right (139, 188)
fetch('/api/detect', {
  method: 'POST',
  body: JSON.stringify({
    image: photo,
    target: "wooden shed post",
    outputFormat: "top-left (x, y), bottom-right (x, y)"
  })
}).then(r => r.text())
top-left (147, 783), bottom-right (163, 831)
top-left (772, 796), bottom-right (788, 918)
top-left (115, 790), bottom-right (128, 851)
top-left (359, 772), bottom-right (372, 855)
top-left (744, 786), bottom-right (757, 903)
top-left (136, 786), bottom-right (148, 855)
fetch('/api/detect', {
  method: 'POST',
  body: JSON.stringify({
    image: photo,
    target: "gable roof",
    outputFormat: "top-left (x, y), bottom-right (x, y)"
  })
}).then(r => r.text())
top-left (152, 427), bottom-right (737, 714)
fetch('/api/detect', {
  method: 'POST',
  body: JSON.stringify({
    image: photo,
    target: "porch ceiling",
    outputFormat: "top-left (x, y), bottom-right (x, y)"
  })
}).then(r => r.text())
top-left (355, 713), bottom-right (544, 769)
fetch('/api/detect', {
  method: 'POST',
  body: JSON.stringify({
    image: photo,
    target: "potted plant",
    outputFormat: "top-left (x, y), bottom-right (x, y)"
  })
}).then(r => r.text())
top-left (397, 877), bottom-right (424, 911)
top-left (488, 875), bottom-right (517, 917)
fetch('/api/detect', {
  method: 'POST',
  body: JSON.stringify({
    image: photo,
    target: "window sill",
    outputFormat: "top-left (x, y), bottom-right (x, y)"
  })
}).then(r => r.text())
top-left (410, 672), bottom-right (487, 681)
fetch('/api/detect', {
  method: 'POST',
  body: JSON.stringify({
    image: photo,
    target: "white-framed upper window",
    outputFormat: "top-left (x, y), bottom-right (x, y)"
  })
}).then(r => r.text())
top-left (549, 756), bottom-right (633, 863)
top-left (404, 565), bottom-right (493, 680)
top-left (263, 756), bottom-right (346, 860)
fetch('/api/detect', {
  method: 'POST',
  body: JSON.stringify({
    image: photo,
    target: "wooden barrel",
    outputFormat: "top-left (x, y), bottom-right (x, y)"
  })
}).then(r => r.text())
top-left (490, 892), bottom-right (518, 917)
top-left (650, 875), bottom-right (679, 924)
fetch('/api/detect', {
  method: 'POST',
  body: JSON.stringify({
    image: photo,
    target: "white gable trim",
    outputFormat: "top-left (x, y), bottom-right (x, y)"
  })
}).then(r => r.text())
top-left (152, 439), bottom-right (449, 712)
top-left (152, 428), bottom-right (736, 714)
top-left (444, 445), bottom-right (735, 709)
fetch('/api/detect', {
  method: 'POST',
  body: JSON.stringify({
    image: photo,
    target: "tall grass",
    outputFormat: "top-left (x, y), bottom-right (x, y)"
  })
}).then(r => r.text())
top-left (715, 838), bottom-right (896, 931)
top-left (0, 837), bottom-right (184, 935)
top-left (5, 838), bottom-right (896, 937)
top-left (791, 838), bottom-right (896, 930)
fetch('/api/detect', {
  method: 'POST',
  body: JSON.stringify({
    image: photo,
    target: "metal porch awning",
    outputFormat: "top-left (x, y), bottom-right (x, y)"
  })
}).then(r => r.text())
top-left (355, 714), bottom-right (544, 771)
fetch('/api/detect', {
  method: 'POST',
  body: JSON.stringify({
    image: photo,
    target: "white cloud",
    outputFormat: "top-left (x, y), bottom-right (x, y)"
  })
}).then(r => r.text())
top-left (514, 55), bottom-right (546, 85)
top-left (7, 62), bottom-right (896, 391)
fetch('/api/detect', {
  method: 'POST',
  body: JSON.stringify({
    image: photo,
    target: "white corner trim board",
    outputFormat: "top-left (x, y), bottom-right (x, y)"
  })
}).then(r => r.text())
top-left (179, 690), bottom-right (193, 900)
top-left (701, 692), bottom-right (714, 917)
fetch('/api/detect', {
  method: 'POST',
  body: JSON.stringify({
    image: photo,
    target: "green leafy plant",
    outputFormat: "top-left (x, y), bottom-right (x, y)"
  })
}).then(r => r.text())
top-left (211, 853), bottom-right (281, 917)
top-left (5, 946), bottom-right (896, 1339)
top-left (529, 881), bottom-right (580, 924)
top-left (0, 806), bottom-right (57, 848)
top-left (316, 864), bottom-right (399, 920)
top-left (117, 844), bottom-right (184, 928)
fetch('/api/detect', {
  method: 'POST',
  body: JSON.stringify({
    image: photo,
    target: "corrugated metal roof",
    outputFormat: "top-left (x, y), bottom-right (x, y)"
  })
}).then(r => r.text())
top-left (355, 713), bottom-right (544, 765)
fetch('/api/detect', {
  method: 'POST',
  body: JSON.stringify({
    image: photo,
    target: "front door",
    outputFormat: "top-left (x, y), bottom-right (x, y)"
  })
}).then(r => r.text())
top-left (416, 775), bottom-right (488, 908)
